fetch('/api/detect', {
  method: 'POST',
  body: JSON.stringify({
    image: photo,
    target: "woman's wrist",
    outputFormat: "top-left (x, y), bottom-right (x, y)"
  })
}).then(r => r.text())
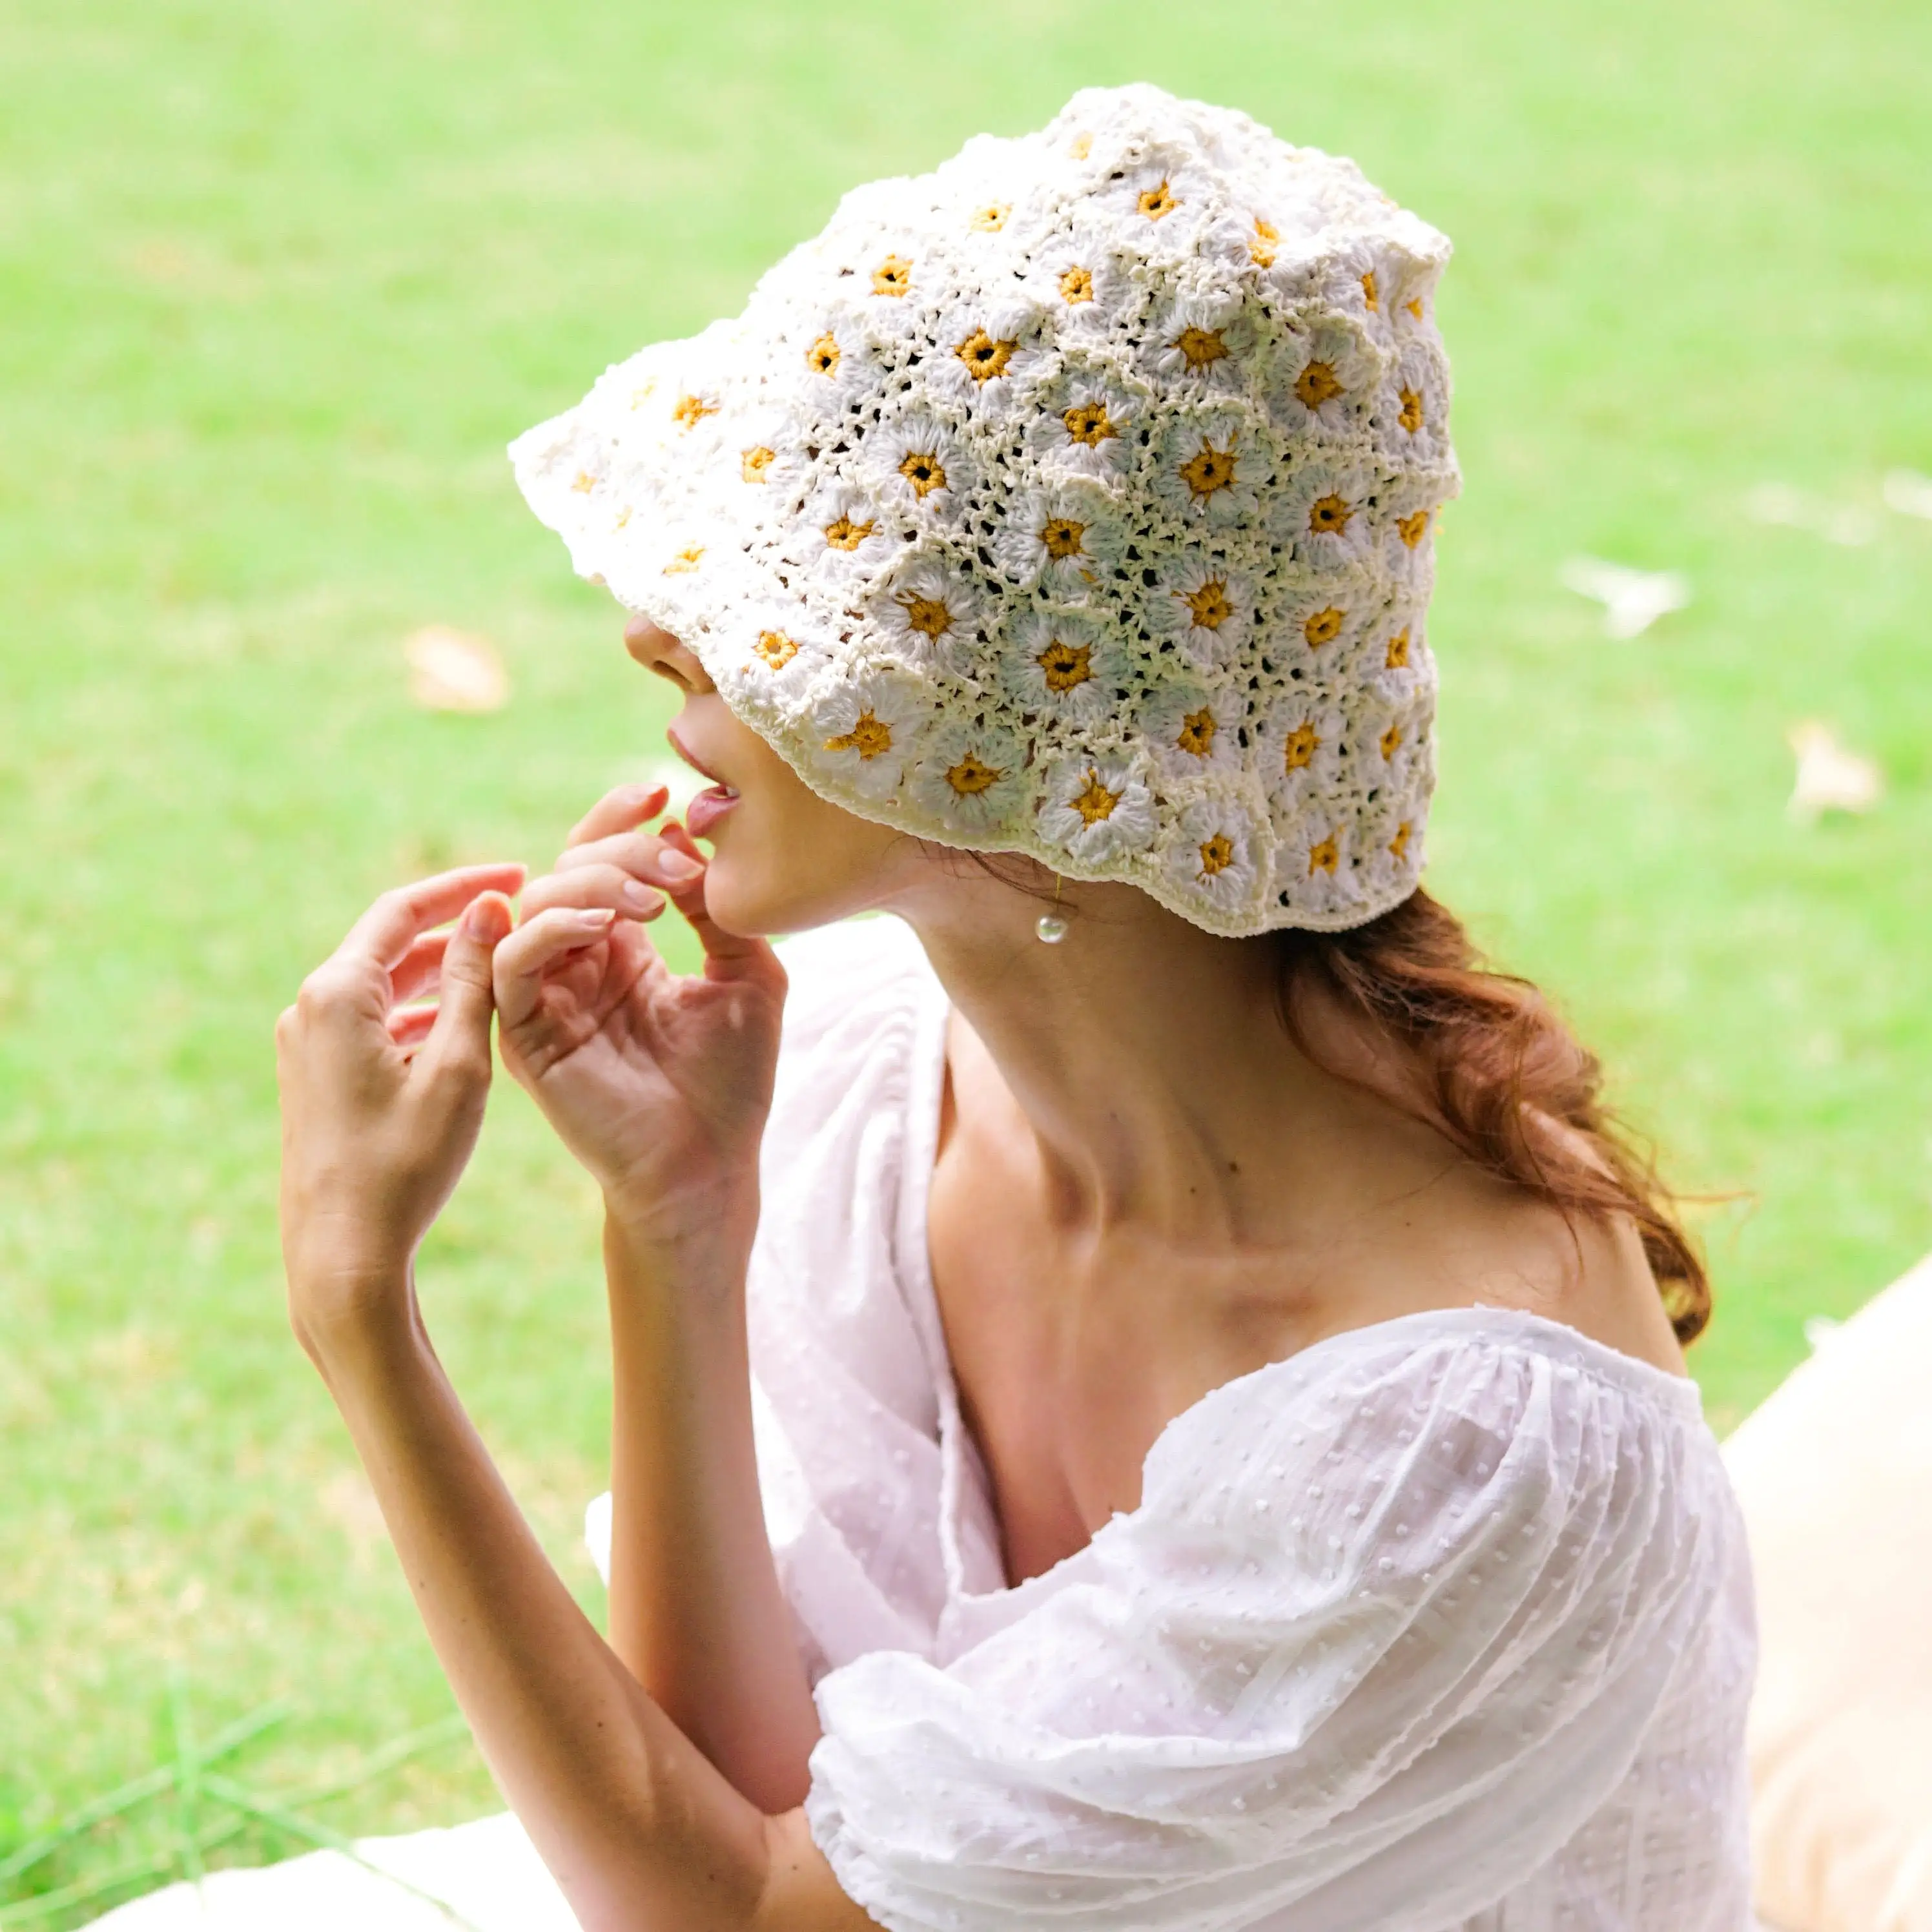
top-left (602, 1194), bottom-right (759, 1307)
top-left (287, 1256), bottom-right (425, 1373)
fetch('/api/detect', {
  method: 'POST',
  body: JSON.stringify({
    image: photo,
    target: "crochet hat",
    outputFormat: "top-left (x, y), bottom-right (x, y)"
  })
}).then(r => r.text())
top-left (511, 84), bottom-right (1458, 936)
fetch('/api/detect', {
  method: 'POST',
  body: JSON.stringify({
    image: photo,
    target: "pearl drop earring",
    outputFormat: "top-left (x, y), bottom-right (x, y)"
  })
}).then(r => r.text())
top-left (1036, 876), bottom-right (1069, 945)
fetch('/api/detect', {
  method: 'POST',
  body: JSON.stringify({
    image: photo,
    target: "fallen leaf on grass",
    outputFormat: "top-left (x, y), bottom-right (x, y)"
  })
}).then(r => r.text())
top-left (405, 626), bottom-right (509, 713)
top-left (1558, 557), bottom-right (1690, 638)
top-left (1743, 482), bottom-right (1878, 546)
top-left (1883, 469), bottom-right (1932, 520)
top-left (1787, 720), bottom-right (1882, 822)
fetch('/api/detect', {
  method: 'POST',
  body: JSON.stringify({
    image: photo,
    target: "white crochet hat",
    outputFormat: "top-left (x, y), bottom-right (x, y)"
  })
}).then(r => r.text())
top-left (512, 84), bottom-right (1458, 936)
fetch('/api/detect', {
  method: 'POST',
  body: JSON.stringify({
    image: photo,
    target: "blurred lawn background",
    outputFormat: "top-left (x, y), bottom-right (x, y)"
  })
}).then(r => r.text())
top-left (2, 0), bottom-right (1927, 1917)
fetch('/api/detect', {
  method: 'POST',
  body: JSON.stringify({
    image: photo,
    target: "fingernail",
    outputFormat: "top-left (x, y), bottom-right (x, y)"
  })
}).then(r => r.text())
top-left (657, 849), bottom-right (704, 881)
top-left (462, 896), bottom-right (504, 940)
top-left (621, 880), bottom-right (661, 913)
top-left (570, 907), bottom-right (617, 929)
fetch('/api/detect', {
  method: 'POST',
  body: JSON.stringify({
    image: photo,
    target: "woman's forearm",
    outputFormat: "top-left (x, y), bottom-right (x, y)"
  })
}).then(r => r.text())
top-left (305, 1290), bottom-right (777, 1932)
top-left (602, 1209), bottom-right (823, 1812)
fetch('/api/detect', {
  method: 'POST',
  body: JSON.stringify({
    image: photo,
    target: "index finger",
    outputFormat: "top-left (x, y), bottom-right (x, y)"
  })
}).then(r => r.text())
top-left (567, 782), bottom-right (671, 849)
top-left (333, 863), bottom-right (529, 971)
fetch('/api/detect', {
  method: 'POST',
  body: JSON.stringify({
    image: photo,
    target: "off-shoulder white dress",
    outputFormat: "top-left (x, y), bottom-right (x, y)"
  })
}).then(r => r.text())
top-left (93, 916), bottom-right (1758, 1932)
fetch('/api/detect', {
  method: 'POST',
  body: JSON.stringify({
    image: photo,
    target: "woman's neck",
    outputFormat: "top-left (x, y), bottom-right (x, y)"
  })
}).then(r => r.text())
top-left (898, 878), bottom-right (1437, 1246)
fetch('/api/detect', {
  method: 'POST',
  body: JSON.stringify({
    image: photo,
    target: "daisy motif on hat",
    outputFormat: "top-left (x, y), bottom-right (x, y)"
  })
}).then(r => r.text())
top-left (1270, 571), bottom-right (1375, 670)
top-left (1355, 693), bottom-right (1433, 794)
top-left (1021, 243), bottom-right (1138, 337)
top-left (992, 478), bottom-right (1130, 597)
top-left (1102, 158), bottom-right (1220, 263)
top-left (1151, 409), bottom-right (1273, 529)
top-left (1273, 460), bottom-right (1379, 570)
top-left (709, 608), bottom-right (835, 724)
top-left (1144, 553), bottom-right (1255, 668)
top-left (1273, 812), bottom-right (1370, 923)
top-left (1362, 602), bottom-right (1430, 704)
top-left (810, 666), bottom-right (929, 801)
top-left (925, 300), bottom-right (1053, 421)
top-left (1372, 341), bottom-right (1452, 469)
top-left (1140, 678), bottom-right (1241, 776)
top-left (1160, 788), bottom-right (1268, 922)
top-left (1264, 234), bottom-right (1398, 344)
top-left (1036, 750), bottom-right (1157, 865)
top-left (725, 407), bottom-right (812, 511)
top-left (1359, 788), bottom-right (1430, 900)
top-left (1257, 692), bottom-right (1346, 814)
top-left (1264, 322), bottom-right (1376, 440)
top-left (998, 609), bottom-right (1129, 726)
top-left (1375, 477), bottom-right (1446, 588)
top-left (1025, 367), bottom-right (1144, 482)
top-left (789, 314), bottom-right (883, 418)
top-left (1141, 291), bottom-right (1264, 399)
top-left (907, 716), bottom-right (1032, 834)
top-left (871, 551), bottom-right (987, 677)
top-left (863, 409), bottom-right (975, 527)
top-left (797, 479), bottom-right (896, 585)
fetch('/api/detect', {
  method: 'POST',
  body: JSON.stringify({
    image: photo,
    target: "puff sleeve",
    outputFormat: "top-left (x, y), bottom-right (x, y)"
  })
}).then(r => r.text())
top-left (803, 1323), bottom-right (1739, 1932)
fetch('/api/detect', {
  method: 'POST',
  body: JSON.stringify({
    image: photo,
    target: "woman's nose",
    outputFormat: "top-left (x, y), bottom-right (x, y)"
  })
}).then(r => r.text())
top-left (624, 616), bottom-right (715, 694)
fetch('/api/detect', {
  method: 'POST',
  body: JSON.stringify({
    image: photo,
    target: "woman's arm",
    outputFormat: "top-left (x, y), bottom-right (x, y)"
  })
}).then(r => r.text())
top-left (276, 863), bottom-right (867, 1932)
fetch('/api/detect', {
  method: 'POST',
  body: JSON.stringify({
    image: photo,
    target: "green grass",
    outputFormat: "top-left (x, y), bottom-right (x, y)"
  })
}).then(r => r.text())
top-left (3, 0), bottom-right (1928, 1918)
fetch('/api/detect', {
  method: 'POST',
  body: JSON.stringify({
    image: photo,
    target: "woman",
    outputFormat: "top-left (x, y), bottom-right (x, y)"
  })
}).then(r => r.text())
top-left (276, 85), bottom-right (1754, 1931)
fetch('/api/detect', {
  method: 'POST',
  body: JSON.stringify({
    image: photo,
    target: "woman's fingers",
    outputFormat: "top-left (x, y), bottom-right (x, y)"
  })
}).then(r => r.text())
top-left (566, 782), bottom-right (670, 850)
top-left (520, 861), bottom-right (666, 924)
top-left (387, 1003), bottom-right (439, 1052)
top-left (334, 863), bottom-right (529, 972)
top-left (656, 821), bottom-right (785, 987)
top-left (389, 930), bottom-right (450, 1005)
top-left (492, 906), bottom-right (620, 1028)
top-left (551, 828), bottom-right (703, 894)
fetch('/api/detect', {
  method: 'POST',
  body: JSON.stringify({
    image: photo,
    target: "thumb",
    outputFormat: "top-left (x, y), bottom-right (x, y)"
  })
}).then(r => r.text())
top-left (420, 890), bottom-right (511, 1082)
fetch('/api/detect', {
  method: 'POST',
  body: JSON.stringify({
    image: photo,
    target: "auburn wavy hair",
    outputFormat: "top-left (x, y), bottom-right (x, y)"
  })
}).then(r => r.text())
top-left (1270, 889), bottom-right (1710, 1345)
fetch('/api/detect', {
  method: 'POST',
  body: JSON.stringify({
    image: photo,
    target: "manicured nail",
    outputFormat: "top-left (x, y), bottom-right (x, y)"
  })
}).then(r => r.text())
top-left (621, 880), bottom-right (661, 913)
top-left (570, 907), bottom-right (617, 928)
top-left (462, 896), bottom-right (504, 940)
top-left (657, 849), bottom-right (704, 881)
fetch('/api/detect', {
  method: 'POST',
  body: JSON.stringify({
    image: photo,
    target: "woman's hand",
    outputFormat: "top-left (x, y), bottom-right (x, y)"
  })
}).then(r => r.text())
top-left (275, 862), bottom-right (526, 1348)
top-left (493, 784), bottom-right (787, 1262)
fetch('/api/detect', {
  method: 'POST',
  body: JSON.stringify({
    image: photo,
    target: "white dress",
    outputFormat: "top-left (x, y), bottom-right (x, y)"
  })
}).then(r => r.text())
top-left (90, 916), bottom-right (1758, 1932)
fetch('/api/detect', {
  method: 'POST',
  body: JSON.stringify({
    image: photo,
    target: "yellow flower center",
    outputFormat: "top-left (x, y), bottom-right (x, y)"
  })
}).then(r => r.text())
top-left (754, 630), bottom-right (799, 669)
top-left (1385, 627), bottom-right (1410, 668)
top-left (1071, 771), bottom-right (1120, 823)
top-left (825, 711), bottom-right (894, 759)
top-left (1308, 834), bottom-right (1340, 876)
top-left (945, 751), bottom-right (1002, 795)
top-left (1198, 832), bottom-right (1235, 876)
top-left (824, 513), bottom-right (876, 551)
top-left (741, 444), bottom-right (776, 483)
top-left (1361, 270), bottom-right (1379, 312)
top-left (1183, 579), bottom-right (1234, 630)
top-left (1397, 387), bottom-right (1424, 434)
top-left (871, 254), bottom-right (912, 296)
top-left (1040, 516), bottom-right (1087, 560)
top-left (1173, 325), bottom-right (1228, 371)
top-left (956, 329), bottom-right (1018, 382)
top-left (1310, 493), bottom-right (1353, 536)
top-left (1062, 400), bottom-right (1117, 447)
top-left (1397, 508), bottom-right (1432, 549)
top-left (1283, 723), bottom-right (1321, 771)
top-left (664, 544), bottom-right (704, 574)
top-left (899, 450), bottom-right (948, 498)
top-left (1380, 722), bottom-right (1404, 759)
top-left (1069, 132), bottom-right (1093, 159)
top-left (571, 470), bottom-right (596, 493)
top-left (613, 504), bottom-right (633, 528)
top-left (1406, 296), bottom-right (1424, 321)
top-left (1037, 639), bottom-right (1093, 692)
top-left (807, 333), bottom-right (841, 377)
top-left (672, 393), bottom-right (715, 429)
top-left (629, 380), bottom-right (657, 409)
top-left (1249, 218), bottom-right (1279, 268)
top-left (1177, 707), bottom-right (1217, 757)
top-left (1058, 264), bottom-right (1094, 303)
top-left (1180, 440), bottom-right (1238, 500)
top-left (898, 595), bottom-right (956, 641)
top-left (1389, 820), bottom-right (1412, 859)
top-left (1138, 180), bottom-right (1178, 220)
top-left (1293, 361), bottom-right (1343, 409)
top-left (969, 203), bottom-right (1010, 232)
top-left (1303, 606), bottom-right (1345, 649)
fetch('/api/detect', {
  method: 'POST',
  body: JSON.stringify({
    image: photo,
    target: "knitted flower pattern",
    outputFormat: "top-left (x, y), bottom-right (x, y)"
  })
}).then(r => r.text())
top-left (512, 84), bottom-right (1458, 936)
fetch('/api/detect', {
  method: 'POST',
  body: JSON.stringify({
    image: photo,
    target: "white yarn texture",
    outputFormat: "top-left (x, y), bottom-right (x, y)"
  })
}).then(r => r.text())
top-left (511, 84), bottom-right (1459, 936)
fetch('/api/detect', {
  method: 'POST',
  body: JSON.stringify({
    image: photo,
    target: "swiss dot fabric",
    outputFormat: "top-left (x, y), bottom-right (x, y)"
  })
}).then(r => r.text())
top-left (511, 85), bottom-right (1459, 936)
top-left (719, 919), bottom-right (1757, 1932)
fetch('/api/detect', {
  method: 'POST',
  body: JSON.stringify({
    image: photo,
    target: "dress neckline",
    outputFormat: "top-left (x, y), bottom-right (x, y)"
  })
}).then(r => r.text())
top-left (887, 946), bottom-right (1705, 1612)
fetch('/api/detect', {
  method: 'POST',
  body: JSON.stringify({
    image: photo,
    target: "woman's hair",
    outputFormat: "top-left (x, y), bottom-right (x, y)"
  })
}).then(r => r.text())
top-left (1271, 889), bottom-right (1711, 1344)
